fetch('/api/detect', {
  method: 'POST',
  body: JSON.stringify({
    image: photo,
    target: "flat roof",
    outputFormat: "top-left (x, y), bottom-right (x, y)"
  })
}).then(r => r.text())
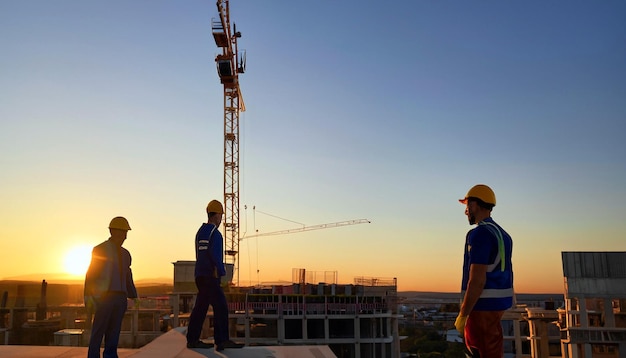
top-left (0, 327), bottom-right (337, 358)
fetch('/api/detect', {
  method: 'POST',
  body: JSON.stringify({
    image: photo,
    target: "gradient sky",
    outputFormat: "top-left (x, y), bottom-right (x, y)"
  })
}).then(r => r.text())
top-left (1, 1), bottom-right (625, 293)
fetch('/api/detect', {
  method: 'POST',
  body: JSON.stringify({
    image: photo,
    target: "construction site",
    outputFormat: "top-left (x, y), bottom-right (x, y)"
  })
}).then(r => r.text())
top-left (3, 251), bottom-right (626, 358)
top-left (0, 1), bottom-right (399, 357)
top-left (1, 1), bottom-right (625, 358)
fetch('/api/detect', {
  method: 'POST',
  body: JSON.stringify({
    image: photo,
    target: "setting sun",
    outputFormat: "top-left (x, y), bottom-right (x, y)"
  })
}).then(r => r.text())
top-left (64, 245), bottom-right (93, 276)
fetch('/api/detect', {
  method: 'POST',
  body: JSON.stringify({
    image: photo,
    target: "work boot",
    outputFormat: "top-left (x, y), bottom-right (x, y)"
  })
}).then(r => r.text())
top-left (216, 340), bottom-right (244, 351)
top-left (187, 340), bottom-right (213, 349)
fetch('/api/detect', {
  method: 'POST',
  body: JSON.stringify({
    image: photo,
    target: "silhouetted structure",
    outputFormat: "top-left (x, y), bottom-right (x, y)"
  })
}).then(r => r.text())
top-left (558, 251), bottom-right (626, 357)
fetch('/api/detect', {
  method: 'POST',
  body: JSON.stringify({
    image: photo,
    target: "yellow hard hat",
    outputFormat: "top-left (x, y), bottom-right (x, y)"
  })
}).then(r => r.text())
top-left (109, 216), bottom-right (131, 231)
top-left (206, 200), bottom-right (224, 214)
top-left (459, 184), bottom-right (496, 206)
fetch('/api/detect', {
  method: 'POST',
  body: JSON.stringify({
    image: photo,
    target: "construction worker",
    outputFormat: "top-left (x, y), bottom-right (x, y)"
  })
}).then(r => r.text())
top-left (85, 216), bottom-right (138, 358)
top-left (186, 200), bottom-right (244, 351)
top-left (455, 185), bottom-right (513, 357)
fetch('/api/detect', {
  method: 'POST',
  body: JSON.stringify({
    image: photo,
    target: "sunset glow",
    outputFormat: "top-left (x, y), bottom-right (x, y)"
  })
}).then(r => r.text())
top-left (1, 2), bottom-right (624, 293)
top-left (63, 245), bottom-right (93, 276)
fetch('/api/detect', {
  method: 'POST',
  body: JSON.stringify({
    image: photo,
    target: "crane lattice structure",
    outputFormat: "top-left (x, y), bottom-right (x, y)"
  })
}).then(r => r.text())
top-left (243, 219), bottom-right (371, 239)
top-left (212, 0), bottom-right (246, 285)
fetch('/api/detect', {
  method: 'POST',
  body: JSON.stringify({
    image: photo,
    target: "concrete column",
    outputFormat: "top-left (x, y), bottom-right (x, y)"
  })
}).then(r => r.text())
top-left (538, 320), bottom-right (550, 358)
top-left (244, 315), bottom-right (250, 346)
top-left (579, 298), bottom-right (588, 328)
top-left (354, 317), bottom-right (360, 358)
top-left (603, 298), bottom-right (615, 327)
top-left (171, 294), bottom-right (180, 328)
top-left (132, 309), bottom-right (139, 348)
top-left (324, 316), bottom-right (330, 343)
top-left (513, 319), bottom-right (523, 358)
top-left (277, 316), bottom-right (284, 344)
top-left (528, 318), bottom-right (538, 358)
top-left (302, 317), bottom-right (308, 340)
top-left (392, 316), bottom-right (401, 358)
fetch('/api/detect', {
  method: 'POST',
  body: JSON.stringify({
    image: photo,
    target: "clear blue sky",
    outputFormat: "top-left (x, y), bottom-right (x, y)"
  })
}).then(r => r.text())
top-left (1, 1), bottom-right (625, 292)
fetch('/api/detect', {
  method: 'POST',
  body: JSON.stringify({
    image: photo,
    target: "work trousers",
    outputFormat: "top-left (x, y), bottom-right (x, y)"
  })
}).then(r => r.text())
top-left (465, 310), bottom-right (505, 358)
top-left (186, 275), bottom-right (229, 345)
top-left (88, 292), bottom-right (128, 358)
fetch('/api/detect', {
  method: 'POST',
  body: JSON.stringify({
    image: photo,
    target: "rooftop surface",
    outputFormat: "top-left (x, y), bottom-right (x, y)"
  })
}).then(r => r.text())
top-left (0, 327), bottom-right (337, 358)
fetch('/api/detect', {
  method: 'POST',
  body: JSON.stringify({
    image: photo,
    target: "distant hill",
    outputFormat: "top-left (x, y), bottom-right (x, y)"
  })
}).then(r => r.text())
top-left (135, 277), bottom-right (172, 286)
top-left (0, 280), bottom-right (84, 306)
top-left (1, 273), bottom-right (83, 285)
top-left (0, 278), bottom-right (562, 308)
top-left (0, 279), bottom-right (174, 307)
top-left (399, 291), bottom-right (563, 298)
top-left (1, 274), bottom-right (171, 286)
top-left (398, 291), bottom-right (564, 308)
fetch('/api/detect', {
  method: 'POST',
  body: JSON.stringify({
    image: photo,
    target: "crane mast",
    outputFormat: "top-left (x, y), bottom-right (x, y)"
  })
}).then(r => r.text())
top-left (212, 0), bottom-right (245, 285)
top-left (210, 3), bottom-right (368, 287)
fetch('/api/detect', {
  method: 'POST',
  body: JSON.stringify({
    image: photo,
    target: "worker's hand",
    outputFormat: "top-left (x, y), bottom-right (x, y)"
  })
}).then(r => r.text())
top-left (454, 315), bottom-right (468, 333)
top-left (84, 296), bottom-right (97, 311)
top-left (133, 298), bottom-right (140, 308)
top-left (220, 276), bottom-right (230, 288)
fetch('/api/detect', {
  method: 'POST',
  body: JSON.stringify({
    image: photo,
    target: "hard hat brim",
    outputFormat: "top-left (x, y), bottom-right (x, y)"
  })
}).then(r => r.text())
top-left (109, 226), bottom-right (131, 231)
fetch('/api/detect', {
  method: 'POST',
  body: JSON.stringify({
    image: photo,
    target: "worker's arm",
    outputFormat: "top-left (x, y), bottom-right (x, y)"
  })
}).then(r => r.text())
top-left (210, 230), bottom-right (227, 277)
top-left (460, 263), bottom-right (488, 316)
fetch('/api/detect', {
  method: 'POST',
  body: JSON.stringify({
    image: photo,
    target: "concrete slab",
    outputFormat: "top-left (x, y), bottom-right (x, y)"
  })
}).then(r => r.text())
top-left (0, 327), bottom-right (337, 358)
top-left (0, 345), bottom-right (136, 358)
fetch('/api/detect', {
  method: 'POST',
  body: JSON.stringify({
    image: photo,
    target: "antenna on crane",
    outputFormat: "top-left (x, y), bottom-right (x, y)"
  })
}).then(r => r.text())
top-left (212, 0), bottom-right (245, 286)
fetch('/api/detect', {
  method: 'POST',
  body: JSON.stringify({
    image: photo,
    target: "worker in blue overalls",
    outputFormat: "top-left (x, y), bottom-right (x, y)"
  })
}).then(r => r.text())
top-left (186, 200), bottom-right (244, 351)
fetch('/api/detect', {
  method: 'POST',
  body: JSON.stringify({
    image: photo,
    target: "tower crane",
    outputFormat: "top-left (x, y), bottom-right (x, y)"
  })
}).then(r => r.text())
top-left (212, 0), bottom-right (245, 285)
top-left (210, 3), bottom-right (367, 286)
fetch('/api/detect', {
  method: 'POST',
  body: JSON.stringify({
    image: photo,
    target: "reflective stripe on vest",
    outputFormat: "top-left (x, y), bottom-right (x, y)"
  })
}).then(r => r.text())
top-left (461, 287), bottom-right (514, 299)
top-left (478, 221), bottom-right (505, 272)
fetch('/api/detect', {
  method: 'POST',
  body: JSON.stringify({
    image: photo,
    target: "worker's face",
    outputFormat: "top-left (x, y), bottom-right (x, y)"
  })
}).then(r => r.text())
top-left (210, 212), bottom-right (223, 227)
top-left (465, 201), bottom-right (477, 225)
top-left (110, 228), bottom-right (128, 244)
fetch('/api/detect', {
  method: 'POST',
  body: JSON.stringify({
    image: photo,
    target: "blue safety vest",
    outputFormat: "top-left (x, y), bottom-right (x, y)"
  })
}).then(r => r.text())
top-left (461, 218), bottom-right (514, 311)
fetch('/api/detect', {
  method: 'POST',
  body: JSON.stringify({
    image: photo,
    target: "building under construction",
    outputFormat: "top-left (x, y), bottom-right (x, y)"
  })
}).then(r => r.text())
top-left (557, 251), bottom-right (626, 357)
top-left (170, 261), bottom-right (400, 358)
top-left (2, 252), bottom-right (626, 358)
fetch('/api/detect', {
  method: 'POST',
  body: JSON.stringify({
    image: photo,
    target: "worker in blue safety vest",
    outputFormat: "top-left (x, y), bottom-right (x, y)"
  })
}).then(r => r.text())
top-left (455, 185), bottom-right (514, 358)
top-left (186, 200), bottom-right (244, 351)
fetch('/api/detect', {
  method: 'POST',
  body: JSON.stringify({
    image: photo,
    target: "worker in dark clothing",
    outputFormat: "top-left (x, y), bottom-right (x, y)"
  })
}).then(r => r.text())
top-left (186, 200), bottom-right (244, 351)
top-left (85, 216), bottom-right (138, 358)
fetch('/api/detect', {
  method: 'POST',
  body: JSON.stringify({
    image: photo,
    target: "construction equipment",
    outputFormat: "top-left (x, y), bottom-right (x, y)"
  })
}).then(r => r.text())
top-left (210, 3), bottom-right (367, 286)
top-left (212, 0), bottom-right (245, 285)
top-left (243, 219), bottom-right (371, 239)
top-left (241, 210), bottom-right (370, 286)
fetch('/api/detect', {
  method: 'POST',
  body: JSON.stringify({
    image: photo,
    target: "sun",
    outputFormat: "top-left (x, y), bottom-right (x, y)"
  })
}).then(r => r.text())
top-left (64, 245), bottom-right (93, 276)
